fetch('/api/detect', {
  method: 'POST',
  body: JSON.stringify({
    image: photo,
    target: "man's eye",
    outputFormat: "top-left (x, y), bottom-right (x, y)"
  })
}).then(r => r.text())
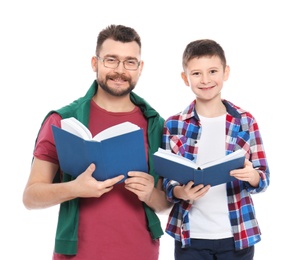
top-left (106, 58), bottom-right (117, 63)
top-left (126, 60), bottom-right (137, 65)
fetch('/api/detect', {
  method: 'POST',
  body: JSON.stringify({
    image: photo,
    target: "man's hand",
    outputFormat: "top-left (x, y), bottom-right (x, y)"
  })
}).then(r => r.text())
top-left (74, 163), bottom-right (125, 198)
top-left (124, 171), bottom-right (154, 203)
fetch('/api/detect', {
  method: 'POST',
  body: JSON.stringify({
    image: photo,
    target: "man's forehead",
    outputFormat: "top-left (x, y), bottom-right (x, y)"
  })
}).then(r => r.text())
top-left (100, 39), bottom-right (141, 58)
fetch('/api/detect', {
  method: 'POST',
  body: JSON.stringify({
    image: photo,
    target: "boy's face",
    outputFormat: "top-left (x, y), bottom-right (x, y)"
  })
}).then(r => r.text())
top-left (181, 55), bottom-right (229, 101)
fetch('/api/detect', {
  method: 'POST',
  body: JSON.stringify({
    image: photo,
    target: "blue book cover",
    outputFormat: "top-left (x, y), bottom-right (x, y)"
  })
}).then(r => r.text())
top-left (153, 148), bottom-right (245, 186)
top-left (52, 124), bottom-right (148, 182)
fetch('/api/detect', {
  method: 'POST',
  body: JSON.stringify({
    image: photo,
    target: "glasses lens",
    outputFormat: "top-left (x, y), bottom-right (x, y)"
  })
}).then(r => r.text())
top-left (123, 60), bottom-right (139, 70)
top-left (104, 57), bottom-right (118, 69)
top-left (100, 57), bottom-right (139, 70)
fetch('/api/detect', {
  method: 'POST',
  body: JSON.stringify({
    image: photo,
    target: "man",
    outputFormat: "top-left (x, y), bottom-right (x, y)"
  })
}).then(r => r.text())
top-left (23, 24), bottom-right (171, 260)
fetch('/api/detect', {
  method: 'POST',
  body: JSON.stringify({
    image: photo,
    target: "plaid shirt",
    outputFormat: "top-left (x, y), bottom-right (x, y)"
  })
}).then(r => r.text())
top-left (162, 99), bottom-right (270, 250)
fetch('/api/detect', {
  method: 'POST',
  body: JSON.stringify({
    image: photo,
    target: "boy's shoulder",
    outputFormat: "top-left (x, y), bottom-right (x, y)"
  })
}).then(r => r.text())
top-left (223, 99), bottom-right (247, 113)
top-left (223, 99), bottom-right (256, 121)
top-left (166, 100), bottom-right (196, 122)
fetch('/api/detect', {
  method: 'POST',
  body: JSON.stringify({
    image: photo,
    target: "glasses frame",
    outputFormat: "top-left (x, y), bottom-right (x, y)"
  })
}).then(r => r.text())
top-left (96, 56), bottom-right (141, 71)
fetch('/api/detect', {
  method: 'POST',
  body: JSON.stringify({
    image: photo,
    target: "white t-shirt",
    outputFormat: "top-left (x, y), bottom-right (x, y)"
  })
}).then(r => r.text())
top-left (189, 114), bottom-right (233, 239)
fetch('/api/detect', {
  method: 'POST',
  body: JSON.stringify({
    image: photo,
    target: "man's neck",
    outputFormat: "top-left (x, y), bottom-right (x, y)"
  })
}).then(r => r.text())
top-left (92, 92), bottom-right (135, 112)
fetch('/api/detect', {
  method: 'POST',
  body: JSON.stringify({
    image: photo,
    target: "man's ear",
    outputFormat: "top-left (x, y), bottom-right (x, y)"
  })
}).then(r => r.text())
top-left (91, 56), bottom-right (98, 72)
top-left (181, 71), bottom-right (190, 86)
top-left (138, 60), bottom-right (144, 76)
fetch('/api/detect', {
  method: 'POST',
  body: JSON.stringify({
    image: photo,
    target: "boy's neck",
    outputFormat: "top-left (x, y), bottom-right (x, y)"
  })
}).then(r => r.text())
top-left (195, 99), bottom-right (226, 118)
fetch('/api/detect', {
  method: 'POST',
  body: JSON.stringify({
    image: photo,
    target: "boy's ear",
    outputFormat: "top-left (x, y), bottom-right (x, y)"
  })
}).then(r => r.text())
top-left (224, 65), bottom-right (230, 81)
top-left (181, 72), bottom-right (190, 86)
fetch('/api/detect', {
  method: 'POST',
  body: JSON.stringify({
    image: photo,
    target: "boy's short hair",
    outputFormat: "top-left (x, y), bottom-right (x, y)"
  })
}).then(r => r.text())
top-left (182, 39), bottom-right (226, 70)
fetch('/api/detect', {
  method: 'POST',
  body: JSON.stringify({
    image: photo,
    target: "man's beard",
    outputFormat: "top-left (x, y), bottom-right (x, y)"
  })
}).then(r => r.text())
top-left (97, 73), bottom-right (136, 97)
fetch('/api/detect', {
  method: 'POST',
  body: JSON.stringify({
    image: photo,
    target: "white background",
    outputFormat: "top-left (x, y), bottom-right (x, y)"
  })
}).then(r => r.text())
top-left (1, 1), bottom-right (294, 259)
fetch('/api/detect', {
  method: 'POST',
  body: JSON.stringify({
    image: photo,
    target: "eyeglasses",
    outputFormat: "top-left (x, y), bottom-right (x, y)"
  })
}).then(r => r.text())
top-left (96, 56), bottom-right (141, 71)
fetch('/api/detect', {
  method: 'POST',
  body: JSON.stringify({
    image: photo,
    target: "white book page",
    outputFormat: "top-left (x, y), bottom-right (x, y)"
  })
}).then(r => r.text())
top-left (93, 121), bottom-right (139, 141)
top-left (61, 117), bottom-right (92, 140)
top-left (154, 148), bottom-right (197, 168)
top-left (199, 149), bottom-right (245, 169)
top-left (61, 118), bottom-right (139, 141)
top-left (155, 148), bottom-right (245, 169)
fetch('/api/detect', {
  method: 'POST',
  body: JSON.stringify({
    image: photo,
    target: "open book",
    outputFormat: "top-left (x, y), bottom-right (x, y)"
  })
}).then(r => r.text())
top-left (153, 148), bottom-right (245, 186)
top-left (60, 117), bottom-right (140, 141)
top-left (52, 117), bottom-right (147, 182)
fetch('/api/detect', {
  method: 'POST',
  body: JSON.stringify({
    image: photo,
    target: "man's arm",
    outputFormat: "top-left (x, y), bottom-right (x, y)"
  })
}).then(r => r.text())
top-left (23, 158), bottom-right (124, 209)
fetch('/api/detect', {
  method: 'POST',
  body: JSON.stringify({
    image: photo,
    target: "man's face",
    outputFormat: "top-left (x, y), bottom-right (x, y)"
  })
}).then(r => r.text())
top-left (92, 39), bottom-right (143, 97)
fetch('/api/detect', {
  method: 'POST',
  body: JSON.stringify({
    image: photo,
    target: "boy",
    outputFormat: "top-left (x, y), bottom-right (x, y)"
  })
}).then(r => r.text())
top-left (162, 39), bottom-right (270, 259)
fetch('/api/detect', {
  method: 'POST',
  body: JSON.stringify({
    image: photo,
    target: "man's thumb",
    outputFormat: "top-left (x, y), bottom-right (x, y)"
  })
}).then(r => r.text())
top-left (86, 163), bottom-right (96, 175)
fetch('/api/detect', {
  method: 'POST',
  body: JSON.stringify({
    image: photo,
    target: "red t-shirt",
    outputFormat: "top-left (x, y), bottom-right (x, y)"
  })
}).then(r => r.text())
top-left (34, 100), bottom-right (159, 260)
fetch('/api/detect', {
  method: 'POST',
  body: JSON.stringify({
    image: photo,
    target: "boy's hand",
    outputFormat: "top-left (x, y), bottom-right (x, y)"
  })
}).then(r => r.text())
top-left (173, 181), bottom-right (210, 202)
top-left (230, 159), bottom-right (260, 187)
